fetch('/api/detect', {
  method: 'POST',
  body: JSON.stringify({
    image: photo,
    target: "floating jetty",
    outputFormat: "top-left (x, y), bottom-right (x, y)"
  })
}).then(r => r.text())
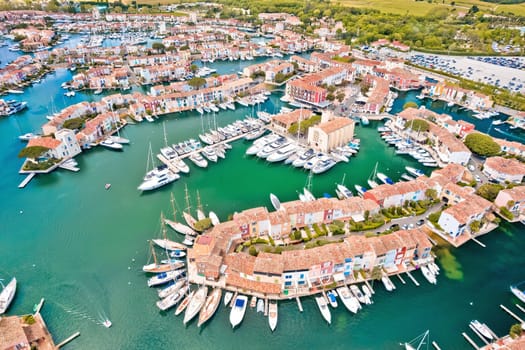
top-left (462, 332), bottom-right (480, 349)
top-left (406, 270), bottom-right (420, 287)
top-left (57, 331), bottom-right (81, 348)
top-left (296, 297), bottom-right (303, 312)
top-left (18, 172), bottom-right (35, 188)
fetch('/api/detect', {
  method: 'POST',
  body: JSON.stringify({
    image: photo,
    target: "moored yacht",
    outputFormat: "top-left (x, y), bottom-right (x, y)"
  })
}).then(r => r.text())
top-left (198, 288), bottom-right (222, 327)
top-left (100, 139), bottom-right (123, 150)
top-left (183, 286), bottom-right (208, 325)
top-left (173, 158), bottom-right (190, 173)
top-left (230, 295), bottom-right (248, 328)
top-left (138, 166), bottom-right (179, 191)
top-left (0, 277), bottom-right (17, 314)
top-left (201, 147), bottom-right (218, 162)
top-left (405, 166), bottom-right (424, 178)
top-left (292, 148), bottom-right (315, 168)
top-left (336, 286), bottom-right (360, 314)
top-left (266, 143), bottom-right (297, 162)
top-left (268, 300), bottom-right (278, 332)
top-left (354, 185), bottom-right (367, 197)
top-left (376, 172), bottom-right (394, 185)
top-left (336, 184), bottom-right (353, 198)
top-left (315, 295), bottom-right (331, 324)
top-left (189, 153), bottom-right (208, 168)
top-left (312, 156), bottom-right (337, 174)
top-left (148, 269), bottom-right (186, 287)
top-left (156, 285), bottom-right (188, 311)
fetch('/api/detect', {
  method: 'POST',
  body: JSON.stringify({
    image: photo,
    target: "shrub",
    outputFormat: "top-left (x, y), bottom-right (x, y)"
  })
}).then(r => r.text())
top-left (499, 206), bottom-right (514, 220)
top-left (476, 183), bottom-right (504, 202)
top-left (248, 245), bottom-right (258, 257)
top-left (428, 212), bottom-right (441, 224)
top-left (194, 218), bottom-right (212, 232)
top-left (293, 231), bottom-right (302, 240)
top-left (464, 133), bottom-right (501, 157)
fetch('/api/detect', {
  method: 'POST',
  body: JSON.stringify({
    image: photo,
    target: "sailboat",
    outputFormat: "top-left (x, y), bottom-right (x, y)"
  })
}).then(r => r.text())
top-left (336, 174), bottom-right (353, 199)
top-left (196, 191), bottom-right (207, 221)
top-left (152, 212), bottom-right (187, 251)
top-left (183, 286), bottom-right (208, 325)
top-left (367, 162), bottom-right (380, 189)
top-left (402, 330), bottom-right (430, 350)
top-left (209, 211), bottom-right (220, 226)
top-left (143, 240), bottom-right (184, 273)
top-left (182, 185), bottom-right (198, 229)
top-left (0, 277), bottom-right (17, 314)
top-left (198, 288), bottom-right (222, 327)
top-left (164, 193), bottom-right (197, 236)
top-left (303, 171), bottom-right (316, 201)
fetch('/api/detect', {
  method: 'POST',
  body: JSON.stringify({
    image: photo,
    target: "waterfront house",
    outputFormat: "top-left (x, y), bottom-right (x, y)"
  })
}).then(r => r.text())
top-left (430, 163), bottom-right (467, 184)
top-left (494, 138), bottom-right (525, 158)
top-left (363, 179), bottom-right (429, 208)
top-left (483, 156), bottom-right (525, 184)
top-left (395, 230), bottom-right (417, 266)
top-left (362, 75), bottom-right (390, 114)
top-left (270, 108), bottom-right (312, 134)
top-left (440, 182), bottom-right (475, 205)
top-left (437, 194), bottom-right (493, 238)
top-left (233, 207), bottom-right (271, 239)
top-left (494, 186), bottom-right (525, 220)
top-left (290, 55), bottom-right (319, 73)
top-left (268, 210), bottom-right (291, 239)
top-left (412, 228), bottom-right (433, 261)
top-left (307, 111), bottom-right (355, 152)
top-left (26, 129), bottom-right (80, 160)
top-left (381, 232), bottom-right (405, 268)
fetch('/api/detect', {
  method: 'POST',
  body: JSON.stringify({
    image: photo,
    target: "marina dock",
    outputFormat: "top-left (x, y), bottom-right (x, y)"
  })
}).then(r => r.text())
top-left (405, 271), bottom-right (420, 286)
top-left (500, 304), bottom-right (525, 323)
top-left (515, 304), bottom-right (525, 313)
top-left (462, 332), bottom-right (480, 349)
top-left (468, 324), bottom-right (489, 345)
top-left (395, 273), bottom-right (406, 285)
top-left (58, 163), bottom-right (80, 172)
top-left (57, 331), bottom-right (80, 348)
top-left (18, 172), bottom-right (35, 188)
top-left (296, 297), bottom-right (303, 312)
top-left (432, 341), bottom-right (441, 350)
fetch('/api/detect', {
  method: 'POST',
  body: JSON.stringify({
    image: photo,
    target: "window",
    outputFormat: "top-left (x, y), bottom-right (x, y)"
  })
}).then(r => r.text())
top-left (284, 281), bottom-right (292, 286)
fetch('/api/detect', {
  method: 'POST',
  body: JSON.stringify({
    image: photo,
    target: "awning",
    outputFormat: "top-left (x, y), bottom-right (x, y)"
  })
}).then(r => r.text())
top-left (351, 214), bottom-right (365, 222)
top-left (333, 273), bottom-right (345, 282)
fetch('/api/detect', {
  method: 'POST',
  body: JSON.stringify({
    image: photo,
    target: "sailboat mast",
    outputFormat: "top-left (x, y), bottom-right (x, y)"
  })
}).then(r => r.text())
top-left (184, 184), bottom-right (191, 213)
top-left (196, 190), bottom-right (203, 211)
top-left (145, 142), bottom-right (152, 173)
top-left (160, 211), bottom-right (167, 240)
top-left (163, 121), bottom-right (168, 148)
top-left (170, 192), bottom-right (177, 221)
top-left (150, 240), bottom-right (157, 265)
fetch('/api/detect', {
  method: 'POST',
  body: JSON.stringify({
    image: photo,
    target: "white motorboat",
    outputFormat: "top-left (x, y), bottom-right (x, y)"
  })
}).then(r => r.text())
top-left (362, 285), bottom-right (373, 303)
top-left (143, 259), bottom-right (184, 273)
top-left (100, 140), bottom-right (123, 150)
top-left (270, 193), bottom-right (281, 211)
top-left (315, 295), bottom-right (331, 324)
top-left (256, 138), bottom-right (289, 158)
top-left (447, 101), bottom-right (454, 107)
top-left (108, 135), bottom-right (130, 144)
top-left (405, 166), bottom-right (424, 178)
top-left (158, 279), bottom-right (187, 299)
top-left (266, 143), bottom-right (297, 162)
top-left (201, 147), bottom-right (218, 162)
top-left (189, 153), bottom-right (208, 168)
top-left (326, 291), bottom-right (338, 308)
top-left (156, 285), bottom-right (188, 310)
top-left (336, 286), bottom-right (360, 314)
top-left (510, 282), bottom-right (525, 303)
top-left (354, 185), bottom-right (367, 197)
top-left (103, 319), bottom-right (112, 328)
top-left (292, 149), bottom-right (315, 168)
top-left (336, 184), bottom-right (353, 198)
top-left (244, 128), bottom-right (266, 141)
top-left (330, 151), bottom-right (349, 163)
top-left (376, 172), bottom-right (394, 185)
top-left (198, 288), bottom-right (222, 327)
top-left (381, 275), bottom-right (396, 292)
top-left (169, 250), bottom-right (186, 258)
top-left (18, 133), bottom-right (38, 141)
top-left (224, 291), bottom-right (233, 306)
top-left (420, 266), bottom-right (437, 284)
top-left (173, 158), bottom-right (190, 173)
top-left (209, 211), bottom-right (220, 226)
top-left (148, 269), bottom-right (186, 287)
top-left (196, 107), bottom-right (204, 114)
top-left (268, 300), bottom-right (278, 332)
top-left (230, 295), bottom-right (248, 328)
top-left (138, 168), bottom-right (179, 191)
top-left (491, 120), bottom-right (504, 125)
top-left (245, 134), bottom-right (280, 155)
top-left (257, 299), bottom-right (264, 313)
top-left (350, 285), bottom-right (367, 305)
top-left (183, 286), bottom-right (208, 324)
top-left (160, 146), bottom-right (178, 160)
top-left (367, 179), bottom-right (379, 189)
top-left (401, 173), bottom-right (415, 181)
top-left (303, 188), bottom-right (315, 202)
top-left (470, 320), bottom-right (493, 340)
top-left (312, 157), bottom-right (337, 174)
top-left (0, 277), bottom-right (17, 314)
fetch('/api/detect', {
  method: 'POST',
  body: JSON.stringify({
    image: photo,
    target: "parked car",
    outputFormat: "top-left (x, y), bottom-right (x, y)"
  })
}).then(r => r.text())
top-left (417, 219), bottom-right (425, 227)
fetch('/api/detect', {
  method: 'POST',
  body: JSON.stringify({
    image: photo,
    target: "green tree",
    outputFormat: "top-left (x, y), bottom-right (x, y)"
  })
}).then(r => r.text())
top-left (405, 119), bottom-right (430, 132)
top-left (248, 245), bottom-right (258, 256)
top-left (336, 91), bottom-right (345, 103)
top-left (152, 42), bottom-right (165, 53)
top-left (63, 117), bottom-right (84, 130)
top-left (509, 323), bottom-right (523, 339)
top-left (190, 64), bottom-right (198, 73)
top-left (403, 101), bottom-right (418, 110)
top-left (464, 133), bottom-right (501, 157)
top-left (425, 188), bottom-right (438, 201)
top-left (469, 220), bottom-right (481, 233)
top-left (476, 183), bottom-right (504, 202)
top-left (18, 146), bottom-right (49, 159)
top-left (194, 218), bottom-right (212, 232)
top-left (187, 77), bottom-right (206, 90)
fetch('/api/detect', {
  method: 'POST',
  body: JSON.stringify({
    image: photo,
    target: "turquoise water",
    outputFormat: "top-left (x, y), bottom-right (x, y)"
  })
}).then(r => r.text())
top-left (1, 55), bottom-right (524, 349)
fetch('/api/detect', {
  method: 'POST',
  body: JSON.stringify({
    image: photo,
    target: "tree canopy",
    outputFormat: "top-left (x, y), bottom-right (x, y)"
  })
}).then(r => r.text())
top-left (405, 119), bottom-right (430, 132)
top-left (476, 183), bottom-right (504, 201)
top-left (464, 133), bottom-right (501, 156)
top-left (187, 77), bottom-right (206, 90)
top-left (288, 114), bottom-right (320, 136)
top-left (63, 117), bottom-right (84, 130)
top-left (18, 146), bottom-right (50, 159)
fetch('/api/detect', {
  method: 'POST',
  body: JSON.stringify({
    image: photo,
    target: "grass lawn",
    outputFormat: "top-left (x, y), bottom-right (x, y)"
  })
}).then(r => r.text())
top-left (339, 0), bottom-right (525, 16)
